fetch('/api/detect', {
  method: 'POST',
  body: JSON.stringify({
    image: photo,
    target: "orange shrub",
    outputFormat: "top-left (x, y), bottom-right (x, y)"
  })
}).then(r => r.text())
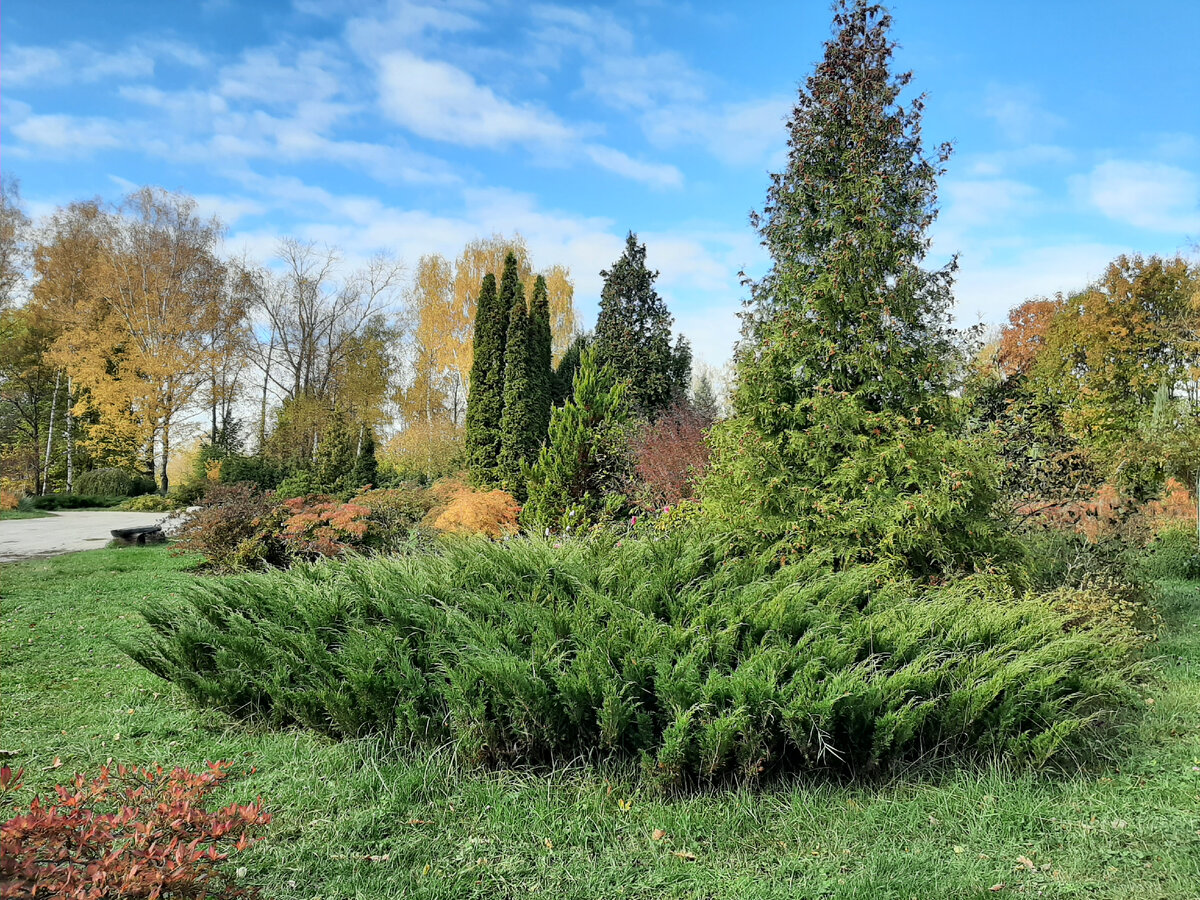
top-left (0, 490), bottom-right (18, 511)
top-left (425, 477), bottom-right (520, 538)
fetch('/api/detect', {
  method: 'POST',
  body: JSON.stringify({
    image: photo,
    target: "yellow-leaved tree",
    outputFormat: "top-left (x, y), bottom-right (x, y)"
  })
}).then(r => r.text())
top-left (45, 188), bottom-right (240, 492)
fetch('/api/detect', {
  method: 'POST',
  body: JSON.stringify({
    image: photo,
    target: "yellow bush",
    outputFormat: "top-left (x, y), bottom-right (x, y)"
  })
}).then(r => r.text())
top-left (0, 489), bottom-right (19, 511)
top-left (425, 477), bottom-right (520, 538)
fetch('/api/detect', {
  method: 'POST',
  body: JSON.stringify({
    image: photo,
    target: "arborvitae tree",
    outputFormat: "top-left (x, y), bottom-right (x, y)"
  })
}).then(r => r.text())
top-left (551, 333), bottom-right (589, 406)
top-left (529, 274), bottom-right (553, 440)
top-left (352, 425), bottom-right (378, 489)
top-left (497, 281), bottom-right (539, 497)
top-left (702, 0), bottom-right (1005, 574)
top-left (692, 372), bottom-right (719, 426)
top-left (314, 413), bottom-right (355, 493)
top-left (464, 273), bottom-right (503, 481)
top-left (594, 232), bottom-right (690, 417)
top-left (522, 346), bottom-right (632, 533)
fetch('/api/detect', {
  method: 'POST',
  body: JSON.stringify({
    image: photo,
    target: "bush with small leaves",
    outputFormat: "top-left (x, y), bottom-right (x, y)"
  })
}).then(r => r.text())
top-left (0, 760), bottom-right (269, 899)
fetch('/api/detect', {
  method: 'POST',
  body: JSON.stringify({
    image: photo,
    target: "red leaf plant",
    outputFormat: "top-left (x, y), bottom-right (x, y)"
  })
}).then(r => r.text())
top-left (1, 760), bottom-right (270, 899)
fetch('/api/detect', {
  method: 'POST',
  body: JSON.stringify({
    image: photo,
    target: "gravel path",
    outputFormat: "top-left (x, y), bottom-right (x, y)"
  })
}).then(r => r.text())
top-left (0, 510), bottom-right (177, 563)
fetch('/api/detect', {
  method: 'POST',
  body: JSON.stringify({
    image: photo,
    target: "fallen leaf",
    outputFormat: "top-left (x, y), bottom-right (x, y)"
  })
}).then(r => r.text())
top-left (989, 884), bottom-right (1005, 893)
top-left (618, 798), bottom-right (633, 812)
top-left (544, 838), bottom-right (553, 849)
top-left (1015, 855), bottom-right (1035, 871)
top-left (652, 829), bottom-right (668, 841)
top-left (44, 757), bottom-right (62, 771)
top-left (953, 845), bottom-right (965, 854)
top-left (673, 850), bottom-right (697, 862)
top-left (407, 819), bottom-right (430, 826)
top-left (363, 854), bottom-right (390, 862)
top-left (929, 815), bottom-right (940, 825)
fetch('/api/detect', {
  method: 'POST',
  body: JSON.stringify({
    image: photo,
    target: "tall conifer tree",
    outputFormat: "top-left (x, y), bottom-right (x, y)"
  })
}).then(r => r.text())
top-left (464, 273), bottom-right (503, 481)
top-left (529, 274), bottom-right (553, 441)
top-left (702, 0), bottom-right (1003, 573)
top-left (498, 280), bottom-right (540, 497)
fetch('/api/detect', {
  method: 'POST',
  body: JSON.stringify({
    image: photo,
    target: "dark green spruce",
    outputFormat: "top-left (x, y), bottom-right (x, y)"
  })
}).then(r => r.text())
top-left (593, 232), bottom-right (691, 418)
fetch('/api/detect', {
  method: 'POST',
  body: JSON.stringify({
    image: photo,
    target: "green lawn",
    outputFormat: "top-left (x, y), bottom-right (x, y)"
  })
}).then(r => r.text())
top-left (0, 508), bottom-right (51, 520)
top-left (2, 546), bottom-right (1198, 899)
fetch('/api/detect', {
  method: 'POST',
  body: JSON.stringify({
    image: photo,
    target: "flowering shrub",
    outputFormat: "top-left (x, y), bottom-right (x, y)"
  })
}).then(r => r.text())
top-left (0, 760), bottom-right (269, 899)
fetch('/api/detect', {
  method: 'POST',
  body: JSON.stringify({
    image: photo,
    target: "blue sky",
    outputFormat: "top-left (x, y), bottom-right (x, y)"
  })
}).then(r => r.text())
top-left (3, 0), bottom-right (1199, 369)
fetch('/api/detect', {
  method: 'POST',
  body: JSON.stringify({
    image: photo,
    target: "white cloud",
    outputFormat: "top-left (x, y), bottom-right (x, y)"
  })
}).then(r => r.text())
top-left (377, 51), bottom-right (575, 148)
top-left (938, 178), bottom-right (1039, 235)
top-left (10, 114), bottom-right (123, 155)
top-left (3, 39), bottom-right (207, 88)
top-left (951, 241), bottom-right (1130, 325)
top-left (982, 84), bottom-right (1066, 144)
top-left (644, 95), bottom-right (791, 167)
top-left (583, 145), bottom-right (683, 189)
top-left (965, 143), bottom-right (1074, 177)
top-left (1074, 160), bottom-right (1200, 234)
top-left (217, 47), bottom-right (345, 107)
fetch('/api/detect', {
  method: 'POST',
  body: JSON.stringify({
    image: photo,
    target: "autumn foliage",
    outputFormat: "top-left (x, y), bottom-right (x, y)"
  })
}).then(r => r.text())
top-left (426, 478), bottom-right (521, 538)
top-left (632, 402), bottom-right (710, 508)
top-left (0, 760), bottom-right (269, 899)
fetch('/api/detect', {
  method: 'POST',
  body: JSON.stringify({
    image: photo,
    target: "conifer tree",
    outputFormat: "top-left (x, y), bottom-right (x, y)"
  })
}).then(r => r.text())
top-left (464, 273), bottom-right (503, 481)
top-left (522, 346), bottom-right (632, 533)
top-left (314, 413), bottom-right (354, 493)
top-left (702, 0), bottom-right (1004, 573)
top-left (498, 281), bottom-right (539, 497)
top-left (352, 425), bottom-right (378, 489)
top-left (692, 372), bottom-right (719, 426)
top-left (594, 232), bottom-right (690, 417)
top-left (551, 333), bottom-right (589, 406)
top-left (529, 274), bottom-right (553, 441)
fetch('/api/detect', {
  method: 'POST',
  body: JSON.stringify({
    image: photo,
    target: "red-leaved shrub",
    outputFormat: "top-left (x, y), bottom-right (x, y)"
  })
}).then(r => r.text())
top-left (0, 760), bottom-right (270, 899)
top-left (632, 403), bottom-right (710, 508)
top-left (278, 495), bottom-right (371, 558)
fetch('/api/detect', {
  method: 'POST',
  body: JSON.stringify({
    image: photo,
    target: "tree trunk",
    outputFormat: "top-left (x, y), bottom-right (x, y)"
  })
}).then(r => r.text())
top-left (259, 329), bottom-right (275, 452)
top-left (161, 419), bottom-right (171, 494)
top-left (41, 370), bottom-right (62, 495)
top-left (65, 376), bottom-right (75, 494)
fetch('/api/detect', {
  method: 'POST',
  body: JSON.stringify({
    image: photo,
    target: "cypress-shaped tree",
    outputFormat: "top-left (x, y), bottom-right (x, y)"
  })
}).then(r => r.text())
top-left (497, 281), bottom-right (540, 497)
top-left (464, 273), bottom-right (503, 482)
top-left (522, 346), bottom-right (632, 533)
top-left (351, 425), bottom-right (378, 489)
top-left (529, 274), bottom-right (553, 442)
top-left (702, 0), bottom-right (1005, 573)
top-left (594, 232), bottom-right (691, 417)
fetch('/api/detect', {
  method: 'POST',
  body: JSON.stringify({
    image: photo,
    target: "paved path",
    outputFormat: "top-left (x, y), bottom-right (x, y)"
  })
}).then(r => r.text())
top-left (0, 511), bottom-right (177, 563)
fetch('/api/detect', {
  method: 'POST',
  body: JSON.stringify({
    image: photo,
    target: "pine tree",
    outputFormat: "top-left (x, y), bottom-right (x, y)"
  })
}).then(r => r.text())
top-left (352, 425), bottom-right (378, 489)
top-left (498, 280), bottom-right (539, 497)
top-left (594, 232), bottom-right (691, 417)
top-left (464, 273), bottom-right (503, 482)
top-left (522, 346), bottom-right (632, 533)
top-left (702, 0), bottom-right (1004, 573)
top-left (529, 274), bottom-right (553, 441)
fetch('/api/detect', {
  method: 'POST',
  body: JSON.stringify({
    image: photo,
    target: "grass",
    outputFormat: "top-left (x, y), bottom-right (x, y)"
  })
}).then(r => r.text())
top-left (0, 508), bottom-right (51, 520)
top-left (2, 545), bottom-right (1199, 899)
